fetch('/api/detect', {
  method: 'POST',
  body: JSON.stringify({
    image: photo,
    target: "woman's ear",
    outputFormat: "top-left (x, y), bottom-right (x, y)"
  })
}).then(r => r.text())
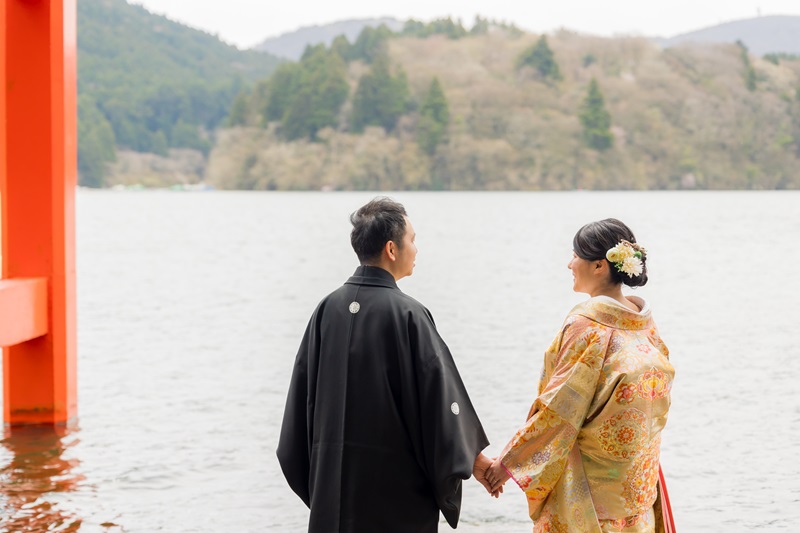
top-left (594, 259), bottom-right (607, 275)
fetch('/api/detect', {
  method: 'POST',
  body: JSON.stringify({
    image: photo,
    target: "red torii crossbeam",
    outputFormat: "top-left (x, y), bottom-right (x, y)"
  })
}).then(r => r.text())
top-left (0, 0), bottom-right (78, 425)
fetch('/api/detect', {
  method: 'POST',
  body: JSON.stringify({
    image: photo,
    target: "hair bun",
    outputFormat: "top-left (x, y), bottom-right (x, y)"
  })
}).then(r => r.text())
top-left (573, 219), bottom-right (649, 288)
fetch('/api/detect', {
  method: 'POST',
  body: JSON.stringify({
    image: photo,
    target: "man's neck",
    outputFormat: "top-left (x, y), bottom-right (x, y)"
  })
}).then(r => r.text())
top-left (363, 261), bottom-right (400, 281)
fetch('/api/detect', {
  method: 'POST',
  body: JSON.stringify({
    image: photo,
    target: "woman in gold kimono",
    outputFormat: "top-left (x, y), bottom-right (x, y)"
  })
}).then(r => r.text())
top-left (485, 219), bottom-right (675, 533)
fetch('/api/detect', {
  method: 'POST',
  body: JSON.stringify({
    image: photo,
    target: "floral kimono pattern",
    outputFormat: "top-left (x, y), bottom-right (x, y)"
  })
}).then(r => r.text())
top-left (500, 296), bottom-right (674, 533)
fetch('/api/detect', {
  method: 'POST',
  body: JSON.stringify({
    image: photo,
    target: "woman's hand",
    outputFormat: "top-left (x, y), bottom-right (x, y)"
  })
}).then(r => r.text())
top-left (485, 456), bottom-right (511, 492)
top-left (473, 453), bottom-right (503, 498)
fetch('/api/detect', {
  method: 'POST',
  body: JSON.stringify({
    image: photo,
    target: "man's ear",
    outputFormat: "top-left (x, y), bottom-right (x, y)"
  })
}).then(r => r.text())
top-left (385, 240), bottom-right (397, 262)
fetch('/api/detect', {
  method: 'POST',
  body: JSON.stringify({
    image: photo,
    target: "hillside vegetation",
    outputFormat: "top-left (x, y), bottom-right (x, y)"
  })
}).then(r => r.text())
top-left (208, 25), bottom-right (800, 190)
top-left (77, 0), bottom-right (280, 187)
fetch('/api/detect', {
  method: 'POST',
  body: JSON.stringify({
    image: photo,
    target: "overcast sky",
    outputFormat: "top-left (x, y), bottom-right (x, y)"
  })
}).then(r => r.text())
top-left (132, 1), bottom-right (800, 49)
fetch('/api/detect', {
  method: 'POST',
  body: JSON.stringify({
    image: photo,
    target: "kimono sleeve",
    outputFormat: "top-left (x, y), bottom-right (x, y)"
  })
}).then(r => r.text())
top-left (411, 310), bottom-right (490, 529)
top-left (500, 318), bottom-right (609, 517)
top-left (276, 314), bottom-right (318, 508)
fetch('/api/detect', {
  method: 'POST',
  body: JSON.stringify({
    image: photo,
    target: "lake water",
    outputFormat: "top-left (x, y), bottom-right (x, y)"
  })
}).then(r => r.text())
top-left (1, 190), bottom-right (799, 532)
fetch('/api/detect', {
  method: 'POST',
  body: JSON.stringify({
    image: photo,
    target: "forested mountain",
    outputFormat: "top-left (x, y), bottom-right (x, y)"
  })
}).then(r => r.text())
top-left (78, 7), bottom-right (800, 190)
top-left (259, 15), bottom-right (800, 64)
top-left (660, 16), bottom-right (800, 55)
top-left (255, 18), bottom-right (405, 60)
top-left (210, 19), bottom-right (800, 190)
top-left (77, 0), bottom-right (280, 187)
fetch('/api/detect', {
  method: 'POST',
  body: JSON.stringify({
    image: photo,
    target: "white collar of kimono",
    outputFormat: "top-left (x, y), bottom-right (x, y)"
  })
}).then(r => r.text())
top-left (590, 294), bottom-right (650, 315)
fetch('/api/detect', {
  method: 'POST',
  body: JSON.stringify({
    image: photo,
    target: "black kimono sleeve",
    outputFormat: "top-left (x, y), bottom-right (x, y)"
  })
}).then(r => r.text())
top-left (276, 312), bottom-right (318, 508)
top-left (411, 310), bottom-right (490, 528)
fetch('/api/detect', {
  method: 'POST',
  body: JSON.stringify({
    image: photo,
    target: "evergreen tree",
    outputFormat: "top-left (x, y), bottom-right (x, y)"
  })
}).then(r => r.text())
top-left (263, 63), bottom-right (301, 123)
top-left (402, 20), bottom-right (426, 37)
top-left (402, 17), bottom-right (468, 39)
top-left (227, 91), bottom-right (249, 126)
top-left (350, 25), bottom-right (393, 63)
top-left (763, 52), bottom-right (800, 65)
top-left (330, 35), bottom-right (351, 60)
top-left (351, 58), bottom-right (410, 132)
top-left (516, 36), bottom-right (562, 81)
top-left (470, 15), bottom-right (490, 35)
top-left (77, 95), bottom-right (117, 188)
top-left (579, 78), bottom-right (613, 151)
top-left (171, 119), bottom-right (211, 154)
top-left (281, 46), bottom-right (349, 140)
top-left (736, 40), bottom-right (757, 91)
top-left (417, 77), bottom-right (449, 155)
top-left (263, 63), bottom-right (300, 126)
top-left (435, 17), bottom-right (468, 39)
top-left (99, 98), bottom-right (143, 151)
top-left (150, 130), bottom-right (169, 156)
top-left (394, 69), bottom-right (412, 111)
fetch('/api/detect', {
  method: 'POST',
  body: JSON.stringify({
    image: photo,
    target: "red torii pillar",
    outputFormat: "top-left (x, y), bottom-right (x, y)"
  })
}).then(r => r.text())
top-left (0, 0), bottom-right (78, 425)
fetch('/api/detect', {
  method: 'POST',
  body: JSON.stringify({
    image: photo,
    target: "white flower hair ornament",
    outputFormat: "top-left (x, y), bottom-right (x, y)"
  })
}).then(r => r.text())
top-left (606, 240), bottom-right (646, 278)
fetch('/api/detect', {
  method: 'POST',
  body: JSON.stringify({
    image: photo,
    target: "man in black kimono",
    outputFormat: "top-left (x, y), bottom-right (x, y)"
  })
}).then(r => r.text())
top-left (277, 197), bottom-right (495, 532)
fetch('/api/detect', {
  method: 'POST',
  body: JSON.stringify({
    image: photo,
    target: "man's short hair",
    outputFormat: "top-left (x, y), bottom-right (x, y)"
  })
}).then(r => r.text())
top-left (350, 197), bottom-right (408, 264)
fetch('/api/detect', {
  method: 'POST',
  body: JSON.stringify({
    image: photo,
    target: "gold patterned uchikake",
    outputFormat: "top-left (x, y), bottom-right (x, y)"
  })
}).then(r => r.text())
top-left (497, 295), bottom-right (673, 531)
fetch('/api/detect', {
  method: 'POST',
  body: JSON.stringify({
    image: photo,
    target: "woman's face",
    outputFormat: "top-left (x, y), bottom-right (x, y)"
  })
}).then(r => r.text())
top-left (568, 252), bottom-right (597, 294)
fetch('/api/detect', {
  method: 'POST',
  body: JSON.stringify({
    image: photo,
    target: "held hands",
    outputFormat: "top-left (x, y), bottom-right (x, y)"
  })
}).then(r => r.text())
top-left (472, 453), bottom-right (505, 498)
top-left (484, 456), bottom-right (511, 493)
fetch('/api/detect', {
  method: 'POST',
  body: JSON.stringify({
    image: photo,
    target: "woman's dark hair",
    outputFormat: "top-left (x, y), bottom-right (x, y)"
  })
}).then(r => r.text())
top-left (350, 197), bottom-right (408, 264)
top-left (573, 218), bottom-right (648, 287)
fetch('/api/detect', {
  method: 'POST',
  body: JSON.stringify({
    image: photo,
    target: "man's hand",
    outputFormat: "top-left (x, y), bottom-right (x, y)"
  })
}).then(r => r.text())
top-left (485, 456), bottom-right (511, 493)
top-left (473, 453), bottom-right (503, 498)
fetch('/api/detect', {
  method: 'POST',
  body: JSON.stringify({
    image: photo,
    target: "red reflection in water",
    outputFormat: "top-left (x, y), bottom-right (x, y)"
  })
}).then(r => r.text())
top-left (0, 425), bottom-right (85, 532)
